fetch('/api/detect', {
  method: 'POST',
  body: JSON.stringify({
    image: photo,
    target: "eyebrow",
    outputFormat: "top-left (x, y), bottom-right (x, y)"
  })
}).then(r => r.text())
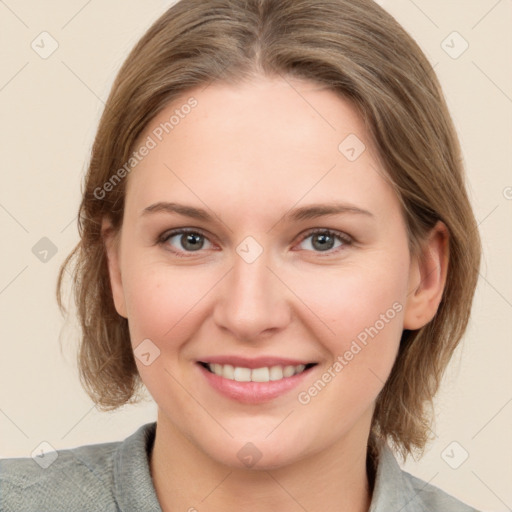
top-left (141, 201), bottom-right (373, 222)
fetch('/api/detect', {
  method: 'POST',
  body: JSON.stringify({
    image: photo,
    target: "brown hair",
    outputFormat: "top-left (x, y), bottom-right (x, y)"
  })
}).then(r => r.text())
top-left (57, 0), bottom-right (481, 459)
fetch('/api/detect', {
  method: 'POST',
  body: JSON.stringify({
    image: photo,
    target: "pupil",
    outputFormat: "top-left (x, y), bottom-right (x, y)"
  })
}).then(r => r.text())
top-left (183, 233), bottom-right (203, 251)
top-left (313, 233), bottom-right (334, 251)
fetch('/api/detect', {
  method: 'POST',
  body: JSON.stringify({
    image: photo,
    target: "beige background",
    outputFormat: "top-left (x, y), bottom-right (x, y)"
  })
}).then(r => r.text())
top-left (0, 0), bottom-right (511, 510)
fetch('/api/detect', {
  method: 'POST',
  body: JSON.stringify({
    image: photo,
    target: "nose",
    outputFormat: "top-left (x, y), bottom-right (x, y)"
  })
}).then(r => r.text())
top-left (213, 247), bottom-right (291, 342)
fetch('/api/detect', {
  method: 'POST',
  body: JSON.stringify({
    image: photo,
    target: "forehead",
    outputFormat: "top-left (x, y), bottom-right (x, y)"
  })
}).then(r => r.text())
top-left (124, 77), bottom-right (396, 224)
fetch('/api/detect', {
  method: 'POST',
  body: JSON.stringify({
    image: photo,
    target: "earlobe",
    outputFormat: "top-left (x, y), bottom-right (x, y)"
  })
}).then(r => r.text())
top-left (102, 219), bottom-right (128, 319)
top-left (403, 221), bottom-right (449, 330)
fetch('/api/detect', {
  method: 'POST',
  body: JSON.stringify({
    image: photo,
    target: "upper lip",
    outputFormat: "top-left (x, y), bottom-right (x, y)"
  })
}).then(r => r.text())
top-left (198, 355), bottom-right (317, 369)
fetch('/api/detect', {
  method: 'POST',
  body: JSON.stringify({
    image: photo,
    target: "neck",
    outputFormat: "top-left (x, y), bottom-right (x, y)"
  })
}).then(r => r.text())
top-left (150, 411), bottom-right (373, 512)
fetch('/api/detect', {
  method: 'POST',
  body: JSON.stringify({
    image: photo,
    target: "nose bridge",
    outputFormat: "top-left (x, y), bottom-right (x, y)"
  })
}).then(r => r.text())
top-left (213, 245), bottom-right (289, 340)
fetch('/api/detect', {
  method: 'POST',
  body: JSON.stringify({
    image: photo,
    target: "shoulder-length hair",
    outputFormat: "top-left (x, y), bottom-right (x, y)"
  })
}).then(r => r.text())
top-left (57, 0), bottom-right (481, 459)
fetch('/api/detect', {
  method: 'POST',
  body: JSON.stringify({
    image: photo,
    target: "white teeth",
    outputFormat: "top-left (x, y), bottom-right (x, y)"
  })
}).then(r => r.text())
top-left (269, 366), bottom-right (283, 381)
top-left (223, 364), bottom-right (235, 379)
top-left (251, 367), bottom-right (270, 382)
top-left (233, 367), bottom-right (251, 382)
top-left (206, 363), bottom-right (309, 382)
top-left (283, 365), bottom-right (296, 378)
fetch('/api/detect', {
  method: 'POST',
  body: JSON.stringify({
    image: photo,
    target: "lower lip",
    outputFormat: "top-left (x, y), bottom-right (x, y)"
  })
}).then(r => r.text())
top-left (197, 363), bottom-right (314, 404)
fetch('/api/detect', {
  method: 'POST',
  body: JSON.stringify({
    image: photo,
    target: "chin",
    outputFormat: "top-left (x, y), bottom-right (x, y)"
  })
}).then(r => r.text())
top-left (202, 432), bottom-right (311, 472)
top-left (216, 447), bottom-right (300, 471)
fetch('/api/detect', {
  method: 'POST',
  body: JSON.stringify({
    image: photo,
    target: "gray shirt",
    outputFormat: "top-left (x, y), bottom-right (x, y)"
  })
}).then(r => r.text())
top-left (0, 422), bottom-right (479, 511)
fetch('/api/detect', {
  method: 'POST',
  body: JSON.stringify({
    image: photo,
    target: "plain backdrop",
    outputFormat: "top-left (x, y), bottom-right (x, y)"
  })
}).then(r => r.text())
top-left (0, 1), bottom-right (511, 510)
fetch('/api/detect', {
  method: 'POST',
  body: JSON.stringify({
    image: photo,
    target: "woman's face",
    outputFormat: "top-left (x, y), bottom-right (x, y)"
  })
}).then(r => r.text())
top-left (105, 76), bottom-right (431, 469)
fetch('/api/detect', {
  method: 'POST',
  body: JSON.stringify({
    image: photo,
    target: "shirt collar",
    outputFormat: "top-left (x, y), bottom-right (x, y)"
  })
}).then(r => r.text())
top-left (113, 421), bottom-right (161, 512)
top-left (369, 443), bottom-right (428, 512)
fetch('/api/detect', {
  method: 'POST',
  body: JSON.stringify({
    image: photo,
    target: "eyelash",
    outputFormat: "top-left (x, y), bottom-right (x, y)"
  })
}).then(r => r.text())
top-left (157, 227), bottom-right (353, 258)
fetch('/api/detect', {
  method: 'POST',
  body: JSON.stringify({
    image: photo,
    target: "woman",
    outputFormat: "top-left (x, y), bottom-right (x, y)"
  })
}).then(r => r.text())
top-left (0, 0), bottom-right (481, 510)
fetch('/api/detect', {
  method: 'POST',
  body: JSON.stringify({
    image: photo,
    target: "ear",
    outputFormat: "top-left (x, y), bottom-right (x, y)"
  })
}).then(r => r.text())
top-left (403, 221), bottom-right (449, 330)
top-left (102, 218), bottom-right (128, 318)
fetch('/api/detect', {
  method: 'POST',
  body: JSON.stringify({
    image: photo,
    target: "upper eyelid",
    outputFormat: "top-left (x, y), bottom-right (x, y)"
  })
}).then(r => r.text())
top-left (159, 227), bottom-right (215, 246)
top-left (160, 226), bottom-right (214, 241)
top-left (296, 228), bottom-right (352, 243)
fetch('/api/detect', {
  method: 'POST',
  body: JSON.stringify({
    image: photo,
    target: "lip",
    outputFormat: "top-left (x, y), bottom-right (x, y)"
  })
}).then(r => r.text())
top-left (198, 355), bottom-right (315, 369)
top-left (196, 360), bottom-right (316, 404)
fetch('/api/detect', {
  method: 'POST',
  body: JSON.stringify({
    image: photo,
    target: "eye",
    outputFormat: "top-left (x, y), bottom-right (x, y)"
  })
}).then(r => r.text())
top-left (295, 228), bottom-right (352, 254)
top-left (158, 227), bottom-right (352, 258)
top-left (159, 228), bottom-right (214, 257)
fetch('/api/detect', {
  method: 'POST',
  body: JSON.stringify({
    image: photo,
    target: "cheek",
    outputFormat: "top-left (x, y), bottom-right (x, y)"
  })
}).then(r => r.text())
top-left (121, 256), bottom-right (216, 350)
top-left (123, 275), bottom-right (173, 345)
top-left (287, 253), bottom-right (408, 405)
top-left (287, 258), bottom-right (408, 344)
top-left (121, 261), bottom-right (209, 400)
top-left (293, 266), bottom-right (406, 431)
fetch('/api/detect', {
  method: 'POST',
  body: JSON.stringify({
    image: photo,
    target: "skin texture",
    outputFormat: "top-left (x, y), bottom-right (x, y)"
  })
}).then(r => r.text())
top-left (103, 76), bottom-right (448, 512)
